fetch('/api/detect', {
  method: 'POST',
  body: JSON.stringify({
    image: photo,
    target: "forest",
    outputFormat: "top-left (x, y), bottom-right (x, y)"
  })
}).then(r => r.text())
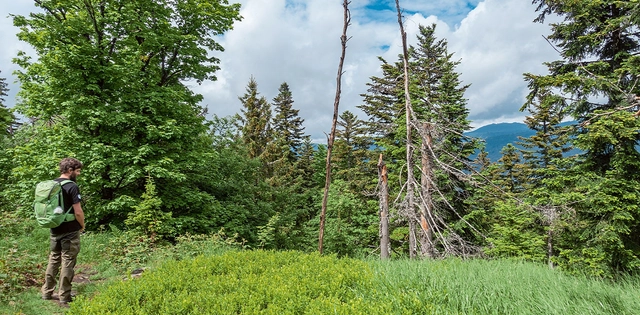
top-left (1, 0), bottom-right (640, 299)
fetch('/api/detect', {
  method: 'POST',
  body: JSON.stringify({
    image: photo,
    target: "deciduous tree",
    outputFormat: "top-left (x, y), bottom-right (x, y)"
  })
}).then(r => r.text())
top-left (9, 0), bottom-right (241, 230)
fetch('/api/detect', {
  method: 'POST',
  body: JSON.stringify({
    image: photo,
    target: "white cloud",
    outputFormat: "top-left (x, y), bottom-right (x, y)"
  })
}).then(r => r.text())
top-left (0, 0), bottom-right (35, 105)
top-left (0, 0), bottom-right (561, 139)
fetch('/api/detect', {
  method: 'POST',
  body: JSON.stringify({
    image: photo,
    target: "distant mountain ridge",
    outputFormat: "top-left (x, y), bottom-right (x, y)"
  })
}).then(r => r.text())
top-left (465, 122), bottom-right (535, 162)
top-left (313, 122), bottom-right (567, 163)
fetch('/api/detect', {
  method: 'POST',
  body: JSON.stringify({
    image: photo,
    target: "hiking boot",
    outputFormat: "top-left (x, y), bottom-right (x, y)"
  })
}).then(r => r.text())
top-left (42, 295), bottom-right (53, 300)
top-left (59, 293), bottom-right (76, 304)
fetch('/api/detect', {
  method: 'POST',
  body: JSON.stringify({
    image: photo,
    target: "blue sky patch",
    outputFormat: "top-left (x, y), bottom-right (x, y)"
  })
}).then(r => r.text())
top-left (359, 0), bottom-right (481, 27)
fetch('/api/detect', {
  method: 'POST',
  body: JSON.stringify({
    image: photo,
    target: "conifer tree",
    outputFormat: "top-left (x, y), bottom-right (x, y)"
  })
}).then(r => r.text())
top-left (296, 136), bottom-right (318, 190)
top-left (524, 0), bottom-right (640, 276)
top-left (0, 72), bottom-right (14, 136)
top-left (518, 87), bottom-right (573, 177)
top-left (239, 77), bottom-right (272, 161)
top-left (272, 82), bottom-right (305, 161)
top-left (360, 24), bottom-right (480, 257)
top-left (360, 58), bottom-right (405, 160)
top-left (0, 72), bottom-right (12, 213)
top-left (511, 86), bottom-right (576, 267)
top-left (333, 110), bottom-right (374, 192)
top-left (409, 25), bottom-right (479, 253)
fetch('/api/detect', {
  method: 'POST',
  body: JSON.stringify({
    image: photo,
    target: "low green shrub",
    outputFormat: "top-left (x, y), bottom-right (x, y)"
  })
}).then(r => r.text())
top-left (0, 216), bottom-right (49, 302)
top-left (104, 229), bottom-right (156, 271)
top-left (152, 231), bottom-right (239, 261)
top-left (67, 250), bottom-right (381, 314)
top-left (0, 242), bottom-right (42, 302)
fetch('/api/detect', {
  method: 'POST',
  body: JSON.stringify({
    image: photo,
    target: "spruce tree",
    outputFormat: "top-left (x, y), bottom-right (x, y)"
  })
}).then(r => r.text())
top-left (333, 110), bottom-right (374, 190)
top-left (360, 24), bottom-right (480, 257)
top-left (524, 0), bottom-right (640, 276)
top-left (239, 77), bottom-right (272, 161)
top-left (0, 72), bottom-right (13, 136)
top-left (518, 86), bottom-right (573, 176)
top-left (272, 82), bottom-right (305, 161)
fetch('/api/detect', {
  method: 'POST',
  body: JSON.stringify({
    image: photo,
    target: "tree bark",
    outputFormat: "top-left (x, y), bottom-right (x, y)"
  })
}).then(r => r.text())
top-left (394, 0), bottom-right (417, 258)
top-left (319, 0), bottom-right (350, 254)
top-left (378, 154), bottom-right (391, 259)
top-left (548, 228), bottom-right (554, 269)
top-left (420, 122), bottom-right (435, 258)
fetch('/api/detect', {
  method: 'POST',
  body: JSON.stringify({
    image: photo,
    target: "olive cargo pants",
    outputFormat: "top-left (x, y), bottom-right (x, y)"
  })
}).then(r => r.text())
top-left (41, 231), bottom-right (80, 302)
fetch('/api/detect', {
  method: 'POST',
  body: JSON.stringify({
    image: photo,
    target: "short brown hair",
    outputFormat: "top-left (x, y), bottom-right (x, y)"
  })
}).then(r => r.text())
top-left (59, 158), bottom-right (83, 174)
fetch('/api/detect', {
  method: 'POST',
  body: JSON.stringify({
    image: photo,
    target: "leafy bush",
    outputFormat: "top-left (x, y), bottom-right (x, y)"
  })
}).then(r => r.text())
top-left (153, 231), bottom-right (240, 262)
top-left (0, 242), bottom-right (42, 302)
top-left (125, 177), bottom-right (174, 241)
top-left (0, 216), bottom-right (48, 302)
top-left (67, 250), bottom-right (381, 314)
top-left (104, 229), bottom-right (156, 272)
top-left (67, 250), bottom-right (640, 315)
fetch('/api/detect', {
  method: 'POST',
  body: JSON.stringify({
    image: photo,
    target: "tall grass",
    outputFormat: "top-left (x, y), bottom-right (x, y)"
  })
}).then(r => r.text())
top-left (367, 258), bottom-right (640, 314)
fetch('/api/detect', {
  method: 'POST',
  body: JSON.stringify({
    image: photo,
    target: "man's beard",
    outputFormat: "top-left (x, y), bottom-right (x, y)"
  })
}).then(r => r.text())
top-left (69, 174), bottom-right (77, 181)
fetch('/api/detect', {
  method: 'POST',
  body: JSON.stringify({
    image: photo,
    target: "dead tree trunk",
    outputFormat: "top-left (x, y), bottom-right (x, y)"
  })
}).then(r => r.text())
top-left (394, 0), bottom-right (417, 258)
top-left (319, 0), bottom-right (351, 254)
top-left (420, 122), bottom-right (435, 258)
top-left (547, 228), bottom-right (554, 269)
top-left (378, 154), bottom-right (391, 259)
top-left (544, 205), bottom-right (557, 269)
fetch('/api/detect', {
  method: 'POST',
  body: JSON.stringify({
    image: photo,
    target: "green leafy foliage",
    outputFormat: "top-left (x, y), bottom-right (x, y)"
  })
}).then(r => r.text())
top-left (10, 0), bottom-right (241, 230)
top-left (0, 215), bottom-right (48, 302)
top-left (59, 250), bottom-right (640, 315)
top-left (0, 71), bottom-right (14, 136)
top-left (485, 200), bottom-right (547, 262)
top-left (304, 180), bottom-right (379, 257)
top-left (67, 250), bottom-right (377, 314)
top-left (125, 176), bottom-right (173, 240)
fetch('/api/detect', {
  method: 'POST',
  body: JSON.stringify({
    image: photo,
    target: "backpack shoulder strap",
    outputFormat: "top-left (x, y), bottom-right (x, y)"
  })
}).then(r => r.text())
top-left (59, 179), bottom-right (74, 186)
top-left (57, 180), bottom-right (76, 217)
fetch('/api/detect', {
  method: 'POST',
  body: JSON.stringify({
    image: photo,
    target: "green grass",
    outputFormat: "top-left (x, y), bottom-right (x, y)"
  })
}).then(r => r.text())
top-left (2, 223), bottom-right (640, 314)
top-left (367, 258), bottom-right (640, 314)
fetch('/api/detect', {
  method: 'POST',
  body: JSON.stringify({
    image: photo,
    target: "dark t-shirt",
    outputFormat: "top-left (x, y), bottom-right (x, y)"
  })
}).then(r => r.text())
top-left (50, 178), bottom-right (82, 235)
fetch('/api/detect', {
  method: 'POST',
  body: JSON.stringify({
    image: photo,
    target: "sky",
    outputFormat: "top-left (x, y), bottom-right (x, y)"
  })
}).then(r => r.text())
top-left (0, 0), bottom-right (561, 142)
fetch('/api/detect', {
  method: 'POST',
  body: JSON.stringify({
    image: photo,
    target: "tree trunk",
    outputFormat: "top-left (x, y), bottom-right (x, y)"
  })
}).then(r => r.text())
top-left (548, 228), bottom-right (554, 269)
top-left (420, 122), bottom-right (435, 258)
top-left (543, 205), bottom-right (557, 269)
top-left (378, 154), bottom-right (391, 259)
top-left (394, 0), bottom-right (417, 259)
top-left (319, 0), bottom-right (350, 254)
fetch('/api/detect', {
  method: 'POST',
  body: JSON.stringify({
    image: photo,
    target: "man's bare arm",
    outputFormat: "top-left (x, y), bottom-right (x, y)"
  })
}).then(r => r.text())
top-left (73, 203), bottom-right (85, 231)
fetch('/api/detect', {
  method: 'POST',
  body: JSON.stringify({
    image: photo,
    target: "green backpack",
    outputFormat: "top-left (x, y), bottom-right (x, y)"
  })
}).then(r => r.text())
top-left (34, 180), bottom-right (76, 228)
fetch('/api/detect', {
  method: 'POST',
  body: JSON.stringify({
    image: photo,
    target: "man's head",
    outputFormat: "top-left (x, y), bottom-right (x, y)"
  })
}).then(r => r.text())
top-left (59, 158), bottom-right (83, 181)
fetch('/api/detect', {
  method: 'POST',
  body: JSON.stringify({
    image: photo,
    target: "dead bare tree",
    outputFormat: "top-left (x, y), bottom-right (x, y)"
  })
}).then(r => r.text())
top-left (419, 122), bottom-right (435, 258)
top-left (319, 0), bottom-right (351, 254)
top-left (394, 0), bottom-right (418, 259)
top-left (378, 154), bottom-right (391, 259)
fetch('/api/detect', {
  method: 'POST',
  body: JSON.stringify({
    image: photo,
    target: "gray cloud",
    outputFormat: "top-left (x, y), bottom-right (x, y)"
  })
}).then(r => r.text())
top-left (1, 0), bottom-right (561, 140)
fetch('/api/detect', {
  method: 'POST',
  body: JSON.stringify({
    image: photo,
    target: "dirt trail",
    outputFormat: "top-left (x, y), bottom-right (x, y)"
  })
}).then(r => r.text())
top-left (45, 264), bottom-right (98, 307)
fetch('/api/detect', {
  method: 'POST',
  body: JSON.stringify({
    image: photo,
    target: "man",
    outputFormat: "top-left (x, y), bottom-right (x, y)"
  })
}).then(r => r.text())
top-left (41, 158), bottom-right (85, 304)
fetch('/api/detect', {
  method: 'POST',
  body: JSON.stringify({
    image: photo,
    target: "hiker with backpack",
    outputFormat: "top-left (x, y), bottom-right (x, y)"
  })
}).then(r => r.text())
top-left (38, 157), bottom-right (85, 304)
